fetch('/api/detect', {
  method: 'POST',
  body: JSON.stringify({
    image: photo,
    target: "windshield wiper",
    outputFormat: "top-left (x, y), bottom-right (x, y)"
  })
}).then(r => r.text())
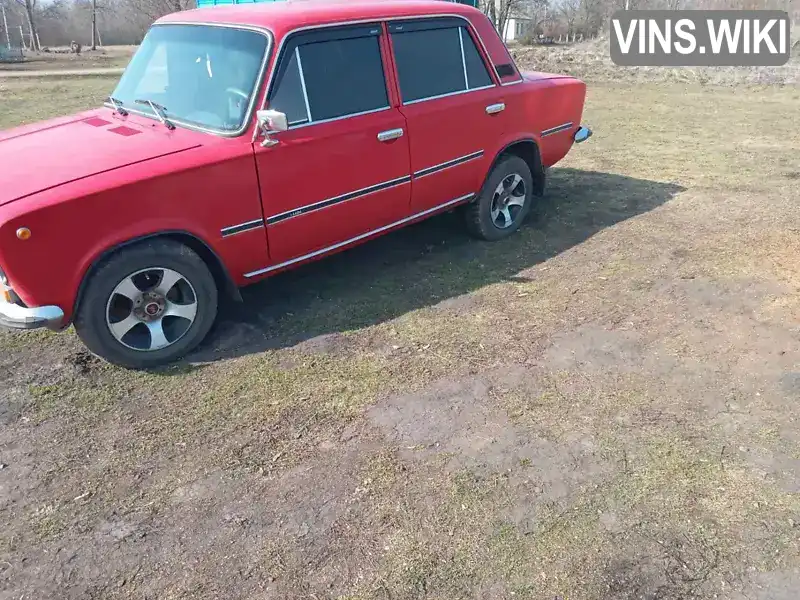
top-left (134, 98), bottom-right (175, 130)
top-left (106, 96), bottom-right (128, 116)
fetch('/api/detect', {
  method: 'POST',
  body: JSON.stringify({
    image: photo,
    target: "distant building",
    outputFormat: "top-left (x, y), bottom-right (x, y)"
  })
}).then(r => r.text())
top-left (490, 0), bottom-right (535, 43)
top-left (501, 16), bottom-right (534, 42)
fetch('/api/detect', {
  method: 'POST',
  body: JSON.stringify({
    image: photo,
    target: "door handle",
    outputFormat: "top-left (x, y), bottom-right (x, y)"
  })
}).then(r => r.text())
top-left (485, 103), bottom-right (505, 115)
top-left (377, 128), bottom-right (404, 142)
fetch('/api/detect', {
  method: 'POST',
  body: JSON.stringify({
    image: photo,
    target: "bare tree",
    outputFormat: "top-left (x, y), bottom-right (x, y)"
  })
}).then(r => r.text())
top-left (558, 0), bottom-right (581, 35)
top-left (126, 0), bottom-right (190, 24)
top-left (23, 0), bottom-right (39, 50)
top-left (578, 0), bottom-right (603, 36)
top-left (496, 0), bottom-right (523, 40)
top-left (90, 0), bottom-right (97, 49)
top-left (522, 0), bottom-right (552, 35)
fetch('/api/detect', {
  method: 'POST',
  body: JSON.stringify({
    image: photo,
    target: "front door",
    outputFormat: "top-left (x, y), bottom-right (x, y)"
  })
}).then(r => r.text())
top-left (253, 23), bottom-right (411, 266)
top-left (388, 17), bottom-right (507, 214)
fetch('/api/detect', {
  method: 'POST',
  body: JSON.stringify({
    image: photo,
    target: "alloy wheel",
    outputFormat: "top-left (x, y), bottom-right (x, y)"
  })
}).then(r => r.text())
top-left (105, 267), bottom-right (198, 351)
top-left (490, 173), bottom-right (526, 229)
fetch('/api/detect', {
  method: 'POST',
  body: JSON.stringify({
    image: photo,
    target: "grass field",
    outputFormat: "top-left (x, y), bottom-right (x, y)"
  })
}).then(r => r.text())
top-left (0, 45), bottom-right (135, 72)
top-left (1, 71), bottom-right (800, 599)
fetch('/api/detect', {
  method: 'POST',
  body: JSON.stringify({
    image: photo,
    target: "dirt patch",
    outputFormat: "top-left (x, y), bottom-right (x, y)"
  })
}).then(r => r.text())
top-left (4, 435), bottom-right (394, 599)
top-left (368, 377), bottom-right (610, 499)
top-left (738, 569), bottom-right (800, 600)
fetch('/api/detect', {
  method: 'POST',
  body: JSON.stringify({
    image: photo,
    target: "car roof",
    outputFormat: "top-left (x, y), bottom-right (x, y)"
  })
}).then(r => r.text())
top-left (157, 0), bottom-right (480, 35)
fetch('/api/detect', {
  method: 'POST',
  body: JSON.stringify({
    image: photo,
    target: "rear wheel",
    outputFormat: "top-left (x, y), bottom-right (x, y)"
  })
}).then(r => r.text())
top-left (74, 239), bottom-right (218, 369)
top-left (464, 155), bottom-right (533, 241)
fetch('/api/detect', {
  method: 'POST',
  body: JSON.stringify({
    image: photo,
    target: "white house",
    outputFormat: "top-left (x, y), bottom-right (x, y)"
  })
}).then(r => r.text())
top-left (491, 0), bottom-right (536, 43)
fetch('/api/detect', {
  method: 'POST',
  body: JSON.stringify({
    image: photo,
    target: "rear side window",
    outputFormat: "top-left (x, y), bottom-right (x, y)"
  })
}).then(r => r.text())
top-left (389, 19), bottom-right (493, 104)
top-left (268, 24), bottom-right (389, 126)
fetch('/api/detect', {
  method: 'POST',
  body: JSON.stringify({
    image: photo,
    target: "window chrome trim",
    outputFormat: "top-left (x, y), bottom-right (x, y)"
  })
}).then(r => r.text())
top-left (245, 192), bottom-right (475, 278)
top-left (393, 21), bottom-right (497, 106)
top-left (295, 46), bottom-right (313, 122)
top-left (221, 218), bottom-right (265, 238)
top-left (268, 24), bottom-right (392, 131)
top-left (501, 79), bottom-right (524, 86)
top-left (413, 150), bottom-right (484, 179)
top-left (266, 175), bottom-right (411, 225)
top-left (259, 13), bottom-right (498, 126)
top-left (541, 121), bottom-right (574, 137)
top-left (458, 27), bottom-right (469, 89)
top-left (104, 21), bottom-right (274, 139)
top-left (287, 106), bottom-right (393, 130)
top-left (402, 84), bottom-right (494, 106)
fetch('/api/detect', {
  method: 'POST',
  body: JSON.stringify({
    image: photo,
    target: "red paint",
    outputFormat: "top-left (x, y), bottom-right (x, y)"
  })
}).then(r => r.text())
top-left (0, 0), bottom-right (588, 323)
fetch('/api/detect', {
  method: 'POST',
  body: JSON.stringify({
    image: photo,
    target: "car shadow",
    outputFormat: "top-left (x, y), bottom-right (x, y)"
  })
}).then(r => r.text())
top-left (188, 168), bottom-right (686, 363)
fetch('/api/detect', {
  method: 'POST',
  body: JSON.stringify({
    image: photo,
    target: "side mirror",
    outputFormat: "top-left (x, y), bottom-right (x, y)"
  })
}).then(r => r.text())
top-left (256, 109), bottom-right (288, 147)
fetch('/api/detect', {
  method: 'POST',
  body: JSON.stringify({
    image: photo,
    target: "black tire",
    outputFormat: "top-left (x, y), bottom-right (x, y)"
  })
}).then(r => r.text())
top-left (74, 239), bottom-right (218, 369)
top-left (464, 155), bottom-right (534, 241)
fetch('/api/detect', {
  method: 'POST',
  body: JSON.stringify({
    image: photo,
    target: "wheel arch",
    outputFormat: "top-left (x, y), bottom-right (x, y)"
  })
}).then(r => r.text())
top-left (482, 138), bottom-right (545, 198)
top-left (72, 230), bottom-right (241, 323)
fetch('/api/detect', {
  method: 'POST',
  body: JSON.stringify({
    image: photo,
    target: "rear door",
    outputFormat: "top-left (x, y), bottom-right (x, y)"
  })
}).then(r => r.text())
top-left (252, 23), bottom-right (411, 266)
top-left (388, 17), bottom-right (506, 214)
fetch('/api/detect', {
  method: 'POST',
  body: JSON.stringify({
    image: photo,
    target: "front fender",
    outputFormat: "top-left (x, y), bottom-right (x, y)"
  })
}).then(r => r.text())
top-left (0, 142), bottom-right (265, 321)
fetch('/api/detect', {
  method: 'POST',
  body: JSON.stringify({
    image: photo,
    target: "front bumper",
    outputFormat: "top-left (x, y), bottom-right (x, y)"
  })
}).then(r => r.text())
top-left (0, 286), bottom-right (64, 331)
top-left (574, 126), bottom-right (592, 143)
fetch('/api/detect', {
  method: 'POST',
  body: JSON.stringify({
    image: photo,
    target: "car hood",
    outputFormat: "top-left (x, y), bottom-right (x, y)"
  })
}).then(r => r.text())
top-left (0, 109), bottom-right (201, 206)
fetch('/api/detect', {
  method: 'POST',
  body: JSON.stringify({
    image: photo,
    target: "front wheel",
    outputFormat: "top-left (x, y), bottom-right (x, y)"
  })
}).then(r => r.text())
top-left (464, 155), bottom-right (534, 241)
top-left (74, 239), bottom-right (218, 369)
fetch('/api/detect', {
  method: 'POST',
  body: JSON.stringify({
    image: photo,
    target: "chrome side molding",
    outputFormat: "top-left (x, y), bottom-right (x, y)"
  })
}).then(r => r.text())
top-left (265, 175), bottom-right (411, 226)
top-left (413, 150), bottom-right (484, 179)
top-left (221, 218), bottom-right (265, 238)
top-left (541, 121), bottom-right (573, 137)
top-left (574, 126), bottom-right (592, 143)
top-left (244, 193), bottom-right (475, 278)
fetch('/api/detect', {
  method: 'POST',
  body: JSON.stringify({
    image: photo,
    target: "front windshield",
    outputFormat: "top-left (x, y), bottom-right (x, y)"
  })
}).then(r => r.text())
top-left (112, 24), bottom-right (269, 133)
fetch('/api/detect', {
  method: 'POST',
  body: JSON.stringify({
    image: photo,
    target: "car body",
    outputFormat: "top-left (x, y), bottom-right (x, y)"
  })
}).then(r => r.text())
top-left (0, 0), bottom-right (591, 368)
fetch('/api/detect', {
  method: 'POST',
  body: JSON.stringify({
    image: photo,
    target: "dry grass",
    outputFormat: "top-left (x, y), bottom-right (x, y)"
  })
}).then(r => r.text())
top-left (0, 45), bottom-right (135, 72)
top-left (0, 77), bottom-right (114, 129)
top-left (511, 30), bottom-right (800, 85)
top-left (1, 74), bottom-right (799, 599)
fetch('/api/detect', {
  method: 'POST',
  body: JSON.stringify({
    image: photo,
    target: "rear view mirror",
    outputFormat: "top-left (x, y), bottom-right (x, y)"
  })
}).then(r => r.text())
top-left (257, 109), bottom-right (288, 132)
top-left (256, 109), bottom-right (288, 147)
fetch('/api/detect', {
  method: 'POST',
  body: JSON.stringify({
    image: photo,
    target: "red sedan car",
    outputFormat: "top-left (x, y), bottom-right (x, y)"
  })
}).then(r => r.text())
top-left (0, 0), bottom-right (591, 368)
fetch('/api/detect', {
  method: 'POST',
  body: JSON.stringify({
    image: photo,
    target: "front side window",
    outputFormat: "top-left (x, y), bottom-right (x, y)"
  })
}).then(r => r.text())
top-left (390, 19), bottom-right (494, 104)
top-left (112, 24), bottom-right (268, 133)
top-left (268, 24), bottom-right (389, 126)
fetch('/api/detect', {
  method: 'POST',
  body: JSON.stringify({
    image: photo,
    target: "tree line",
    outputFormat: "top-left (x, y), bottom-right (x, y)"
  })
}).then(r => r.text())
top-left (0, 0), bottom-right (797, 51)
top-left (0, 0), bottom-right (192, 49)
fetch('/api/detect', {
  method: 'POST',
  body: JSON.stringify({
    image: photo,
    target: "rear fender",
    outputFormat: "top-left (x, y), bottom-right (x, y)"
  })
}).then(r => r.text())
top-left (479, 137), bottom-right (545, 199)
